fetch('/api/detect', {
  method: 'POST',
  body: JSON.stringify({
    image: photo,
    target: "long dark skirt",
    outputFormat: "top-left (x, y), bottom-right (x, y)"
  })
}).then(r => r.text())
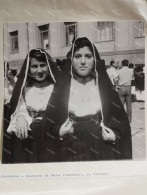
top-left (59, 120), bottom-right (116, 162)
top-left (11, 121), bottom-right (59, 163)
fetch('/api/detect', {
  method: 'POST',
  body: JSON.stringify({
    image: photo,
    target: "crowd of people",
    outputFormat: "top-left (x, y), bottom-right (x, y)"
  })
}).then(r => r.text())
top-left (106, 59), bottom-right (145, 123)
top-left (3, 36), bottom-right (144, 163)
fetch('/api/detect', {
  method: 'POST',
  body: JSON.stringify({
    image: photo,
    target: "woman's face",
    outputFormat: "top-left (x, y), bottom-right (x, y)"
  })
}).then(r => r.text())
top-left (73, 46), bottom-right (94, 78)
top-left (29, 58), bottom-right (49, 82)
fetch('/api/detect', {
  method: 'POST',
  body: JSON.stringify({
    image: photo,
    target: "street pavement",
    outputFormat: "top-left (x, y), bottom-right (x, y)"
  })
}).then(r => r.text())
top-left (131, 101), bottom-right (146, 160)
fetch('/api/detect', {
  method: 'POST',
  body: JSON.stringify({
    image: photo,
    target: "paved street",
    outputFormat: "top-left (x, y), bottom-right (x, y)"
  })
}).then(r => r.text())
top-left (131, 101), bottom-right (146, 160)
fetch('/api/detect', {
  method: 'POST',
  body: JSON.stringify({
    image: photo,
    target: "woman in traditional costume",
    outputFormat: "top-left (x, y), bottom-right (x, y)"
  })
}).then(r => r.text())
top-left (2, 49), bottom-right (59, 163)
top-left (44, 37), bottom-right (132, 161)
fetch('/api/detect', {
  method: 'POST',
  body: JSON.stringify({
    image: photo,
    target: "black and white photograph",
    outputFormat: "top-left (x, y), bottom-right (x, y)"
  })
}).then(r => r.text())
top-left (2, 21), bottom-right (145, 164)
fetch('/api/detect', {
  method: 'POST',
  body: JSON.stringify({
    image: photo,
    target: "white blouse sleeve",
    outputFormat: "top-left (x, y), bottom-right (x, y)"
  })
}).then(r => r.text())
top-left (7, 94), bottom-right (32, 134)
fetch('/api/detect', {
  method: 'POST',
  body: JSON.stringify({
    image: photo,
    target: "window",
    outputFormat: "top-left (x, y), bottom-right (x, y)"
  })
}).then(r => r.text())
top-left (134, 21), bottom-right (145, 37)
top-left (97, 22), bottom-right (114, 42)
top-left (64, 22), bottom-right (77, 46)
top-left (38, 24), bottom-right (50, 49)
top-left (10, 31), bottom-right (19, 53)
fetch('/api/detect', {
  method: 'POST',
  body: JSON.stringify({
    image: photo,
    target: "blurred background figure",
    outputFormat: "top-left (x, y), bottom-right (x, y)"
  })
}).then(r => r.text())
top-left (4, 62), bottom-right (17, 104)
top-left (129, 63), bottom-right (136, 102)
top-left (134, 66), bottom-right (145, 102)
top-left (117, 59), bottom-right (134, 123)
top-left (116, 61), bottom-right (122, 70)
top-left (106, 60), bottom-right (118, 88)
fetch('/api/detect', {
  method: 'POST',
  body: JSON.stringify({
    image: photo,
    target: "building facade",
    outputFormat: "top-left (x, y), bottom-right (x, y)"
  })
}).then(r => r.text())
top-left (4, 21), bottom-right (145, 74)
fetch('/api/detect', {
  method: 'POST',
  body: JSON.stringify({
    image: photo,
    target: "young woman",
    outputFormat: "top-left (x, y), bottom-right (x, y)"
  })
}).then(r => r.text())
top-left (2, 49), bottom-right (59, 163)
top-left (45, 37), bottom-right (132, 161)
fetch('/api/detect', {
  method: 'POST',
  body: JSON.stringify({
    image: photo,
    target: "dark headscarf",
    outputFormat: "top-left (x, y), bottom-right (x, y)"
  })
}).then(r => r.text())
top-left (5, 49), bottom-right (58, 120)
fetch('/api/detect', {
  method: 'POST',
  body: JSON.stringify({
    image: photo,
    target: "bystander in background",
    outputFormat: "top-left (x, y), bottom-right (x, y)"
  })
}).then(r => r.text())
top-left (106, 60), bottom-right (118, 88)
top-left (4, 62), bottom-right (17, 104)
top-left (128, 63), bottom-right (136, 102)
top-left (134, 66), bottom-right (145, 102)
top-left (117, 59), bottom-right (134, 123)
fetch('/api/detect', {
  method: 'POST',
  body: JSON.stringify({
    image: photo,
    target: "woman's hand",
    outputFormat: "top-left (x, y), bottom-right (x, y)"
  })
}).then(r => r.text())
top-left (102, 126), bottom-right (116, 142)
top-left (59, 119), bottom-right (74, 137)
top-left (15, 115), bottom-right (28, 140)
